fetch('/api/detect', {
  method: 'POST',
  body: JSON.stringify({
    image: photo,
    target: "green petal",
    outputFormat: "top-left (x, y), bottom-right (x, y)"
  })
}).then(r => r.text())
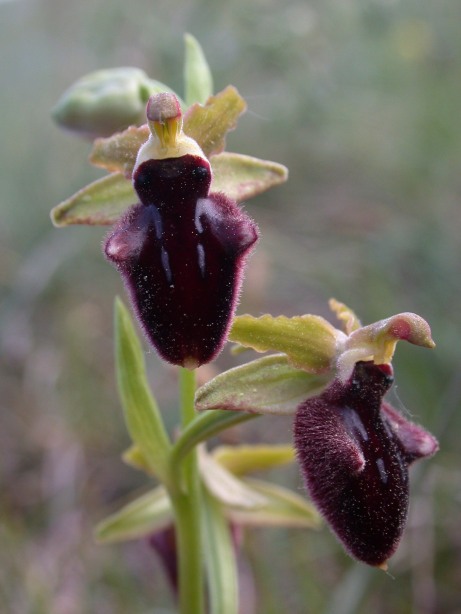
top-left (184, 85), bottom-right (247, 157)
top-left (195, 354), bottom-right (330, 416)
top-left (95, 486), bottom-right (172, 543)
top-left (224, 478), bottom-right (321, 529)
top-left (184, 33), bottom-right (213, 106)
top-left (229, 315), bottom-right (339, 373)
top-left (88, 86), bottom-right (247, 175)
top-left (90, 125), bottom-right (149, 175)
top-left (114, 298), bottom-right (171, 481)
top-left (212, 444), bottom-right (295, 476)
top-left (329, 298), bottom-right (362, 334)
top-left (50, 172), bottom-right (136, 227)
top-left (210, 152), bottom-right (288, 201)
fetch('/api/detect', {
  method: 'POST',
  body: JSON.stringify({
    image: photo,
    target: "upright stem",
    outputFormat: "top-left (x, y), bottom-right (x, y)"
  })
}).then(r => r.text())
top-left (170, 367), bottom-right (204, 614)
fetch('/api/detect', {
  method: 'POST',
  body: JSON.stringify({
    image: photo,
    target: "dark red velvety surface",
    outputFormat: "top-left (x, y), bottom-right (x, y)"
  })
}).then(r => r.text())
top-left (105, 155), bottom-right (258, 367)
top-left (294, 362), bottom-right (409, 566)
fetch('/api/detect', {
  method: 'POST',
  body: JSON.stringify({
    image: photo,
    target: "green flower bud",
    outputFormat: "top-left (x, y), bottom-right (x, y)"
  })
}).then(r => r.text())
top-left (52, 68), bottom-right (179, 138)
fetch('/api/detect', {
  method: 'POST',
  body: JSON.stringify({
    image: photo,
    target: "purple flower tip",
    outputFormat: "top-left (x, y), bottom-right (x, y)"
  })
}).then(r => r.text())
top-left (105, 154), bottom-right (258, 367)
top-left (293, 361), bottom-right (438, 566)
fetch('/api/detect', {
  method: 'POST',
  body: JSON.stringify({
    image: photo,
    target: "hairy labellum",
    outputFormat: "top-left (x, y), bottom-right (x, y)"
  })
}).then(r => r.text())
top-left (105, 154), bottom-right (258, 367)
top-left (293, 361), bottom-right (438, 566)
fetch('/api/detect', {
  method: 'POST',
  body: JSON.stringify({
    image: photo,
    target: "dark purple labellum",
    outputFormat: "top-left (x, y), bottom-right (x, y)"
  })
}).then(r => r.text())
top-left (105, 154), bottom-right (258, 367)
top-left (293, 361), bottom-right (438, 567)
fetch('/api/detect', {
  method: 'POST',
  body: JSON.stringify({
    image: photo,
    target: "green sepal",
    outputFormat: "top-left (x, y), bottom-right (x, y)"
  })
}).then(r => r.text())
top-left (114, 298), bottom-right (172, 482)
top-left (224, 478), bottom-right (321, 529)
top-left (184, 33), bottom-right (213, 106)
top-left (95, 486), bottom-right (172, 543)
top-left (195, 354), bottom-right (330, 416)
top-left (212, 444), bottom-right (295, 476)
top-left (210, 152), bottom-right (288, 201)
top-left (50, 172), bottom-right (135, 227)
top-left (201, 486), bottom-right (239, 614)
top-left (229, 314), bottom-right (339, 373)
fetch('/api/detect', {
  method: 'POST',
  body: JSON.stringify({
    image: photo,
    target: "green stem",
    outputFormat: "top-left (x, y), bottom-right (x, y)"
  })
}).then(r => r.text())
top-left (170, 409), bottom-right (258, 476)
top-left (170, 367), bottom-right (205, 614)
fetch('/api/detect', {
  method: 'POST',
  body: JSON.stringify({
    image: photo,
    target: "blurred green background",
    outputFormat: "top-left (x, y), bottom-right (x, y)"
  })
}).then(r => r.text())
top-left (1, 0), bottom-right (460, 612)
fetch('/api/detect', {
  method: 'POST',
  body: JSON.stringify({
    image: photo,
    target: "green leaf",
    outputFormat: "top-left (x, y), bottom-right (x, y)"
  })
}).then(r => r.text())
top-left (184, 85), bottom-right (247, 157)
top-left (195, 354), bottom-right (330, 416)
top-left (224, 478), bottom-right (321, 529)
top-left (95, 486), bottom-right (172, 543)
top-left (50, 172), bottom-right (136, 227)
top-left (229, 315), bottom-right (339, 373)
top-left (201, 487), bottom-right (239, 614)
top-left (210, 152), bottom-right (288, 201)
top-left (184, 34), bottom-right (213, 106)
top-left (213, 444), bottom-right (295, 476)
top-left (114, 298), bottom-right (171, 481)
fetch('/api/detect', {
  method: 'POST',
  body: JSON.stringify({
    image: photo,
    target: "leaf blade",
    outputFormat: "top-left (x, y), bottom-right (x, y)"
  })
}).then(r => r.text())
top-left (114, 298), bottom-right (171, 480)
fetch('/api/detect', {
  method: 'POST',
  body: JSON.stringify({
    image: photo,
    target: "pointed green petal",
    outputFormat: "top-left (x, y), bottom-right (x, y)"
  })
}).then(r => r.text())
top-left (50, 172), bottom-right (136, 227)
top-left (184, 85), bottom-right (247, 157)
top-left (95, 486), bottom-right (172, 543)
top-left (195, 354), bottom-right (330, 416)
top-left (184, 34), bottom-right (213, 106)
top-left (210, 152), bottom-right (288, 201)
top-left (114, 298), bottom-right (171, 481)
top-left (224, 478), bottom-right (321, 529)
top-left (90, 125), bottom-right (149, 175)
top-left (212, 444), bottom-right (295, 476)
top-left (329, 298), bottom-right (362, 334)
top-left (229, 315), bottom-right (339, 373)
top-left (88, 86), bottom-right (247, 175)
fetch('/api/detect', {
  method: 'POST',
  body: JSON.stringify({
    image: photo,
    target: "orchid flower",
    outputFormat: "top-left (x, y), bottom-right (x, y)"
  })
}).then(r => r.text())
top-left (195, 300), bottom-right (438, 568)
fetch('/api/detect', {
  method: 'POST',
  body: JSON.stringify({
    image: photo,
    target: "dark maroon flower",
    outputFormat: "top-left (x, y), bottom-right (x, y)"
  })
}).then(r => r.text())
top-left (293, 360), bottom-right (438, 567)
top-left (104, 94), bottom-right (258, 368)
top-left (105, 154), bottom-right (257, 367)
